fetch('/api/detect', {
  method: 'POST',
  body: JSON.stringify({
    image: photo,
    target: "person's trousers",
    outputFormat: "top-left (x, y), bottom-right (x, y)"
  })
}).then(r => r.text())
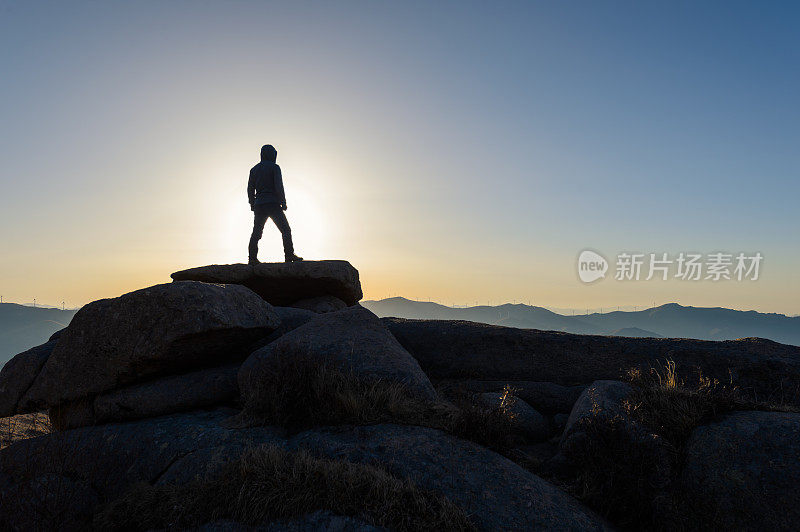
top-left (249, 203), bottom-right (294, 259)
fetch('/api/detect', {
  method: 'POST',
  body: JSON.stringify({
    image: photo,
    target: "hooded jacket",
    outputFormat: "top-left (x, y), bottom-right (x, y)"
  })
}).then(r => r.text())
top-left (247, 145), bottom-right (286, 207)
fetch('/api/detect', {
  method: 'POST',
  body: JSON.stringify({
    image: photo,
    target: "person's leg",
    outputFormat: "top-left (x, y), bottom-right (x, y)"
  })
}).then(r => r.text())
top-left (269, 208), bottom-right (299, 260)
top-left (248, 206), bottom-right (269, 263)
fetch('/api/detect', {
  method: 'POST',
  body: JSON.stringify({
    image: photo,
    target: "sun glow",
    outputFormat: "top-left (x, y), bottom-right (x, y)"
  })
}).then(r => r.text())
top-left (203, 173), bottom-right (330, 265)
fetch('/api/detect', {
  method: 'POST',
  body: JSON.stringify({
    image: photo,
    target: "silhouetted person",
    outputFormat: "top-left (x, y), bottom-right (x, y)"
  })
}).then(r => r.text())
top-left (248, 144), bottom-right (302, 264)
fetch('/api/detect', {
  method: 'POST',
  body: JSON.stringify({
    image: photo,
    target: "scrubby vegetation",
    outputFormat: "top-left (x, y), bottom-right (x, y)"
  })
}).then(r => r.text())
top-left (627, 360), bottom-right (797, 447)
top-left (94, 444), bottom-right (476, 531)
top-left (241, 352), bottom-right (522, 451)
top-left (558, 360), bottom-right (800, 530)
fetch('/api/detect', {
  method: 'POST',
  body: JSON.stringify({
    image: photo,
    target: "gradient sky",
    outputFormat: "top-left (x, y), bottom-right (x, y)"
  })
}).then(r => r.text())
top-left (1, 1), bottom-right (798, 314)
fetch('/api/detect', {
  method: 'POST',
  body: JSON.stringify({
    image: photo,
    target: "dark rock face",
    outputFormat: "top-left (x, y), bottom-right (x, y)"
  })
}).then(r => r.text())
top-left (171, 261), bottom-right (363, 306)
top-left (384, 318), bottom-right (800, 404)
top-left (0, 409), bottom-right (286, 503)
top-left (0, 338), bottom-right (59, 418)
top-left (681, 411), bottom-right (800, 530)
top-left (93, 364), bottom-right (239, 426)
top-left (0, 411), bottom-right (609, 530)
top-left (288, 424), bottom-right (611, 531)
top-left (50, 365), bottom-right (240, 429)
top-left (273, 306), bottom-right (317, 332)
top-left (291, 295), bottom-right (348, 313)
top-left (197, 512), bottom-right (384, 532)
top-left (478, 392), bottom-right (549, 441)
top-left (240, 307), bottom-right (437, 402)
top-left (0, 474), bottom-right (99, 531)
top-left (450, 380), bottom-right (584, 414)
top-left (20, 282), bottom-right (279, 411)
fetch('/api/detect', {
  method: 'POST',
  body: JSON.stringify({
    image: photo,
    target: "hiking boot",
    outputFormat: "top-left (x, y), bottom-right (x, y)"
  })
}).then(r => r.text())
top-left (285, 253), bottom-right (303, 263)
top-left (248, 257), bottom-right (260, 265)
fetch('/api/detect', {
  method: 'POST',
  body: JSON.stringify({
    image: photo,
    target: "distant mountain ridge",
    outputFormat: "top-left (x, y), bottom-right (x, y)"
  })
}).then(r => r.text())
top-left (362, 298), bottom-right (800, 346)
top-left (0, 303), bottom-right (77, 367)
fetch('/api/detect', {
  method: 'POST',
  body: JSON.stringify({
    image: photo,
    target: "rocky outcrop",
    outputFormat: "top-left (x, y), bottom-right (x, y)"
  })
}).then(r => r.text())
top-left (93, 364), bottom-right (239, 425)
top-left (384, 318), bottom-right (800, 405)
top-left (0, 409), bottom-right (286, 503)
top-left (0, 409), bottom-right (610, 530)
top-left (478, 392), bottom-right (549, 441)
top-left (240, 307), bottom-right (437, 403)
top-left (20, 282), bottom-right (279, 412)
top-left (0, 337), bottom-right (60, 418)
top-left (171, 261), bottom-right (363, 306)
top-left (681, 411), bottom-right (800, 530)
top-left (291, 295), bottom-right (348, 313)
top-left (288, 423), bottom-right (611, 531)
top-left (50, 364), bottom-right (240, 430)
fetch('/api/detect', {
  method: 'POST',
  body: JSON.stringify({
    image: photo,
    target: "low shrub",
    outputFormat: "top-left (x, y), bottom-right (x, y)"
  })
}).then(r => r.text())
top-left (94, 444), bottom-right (476, 531)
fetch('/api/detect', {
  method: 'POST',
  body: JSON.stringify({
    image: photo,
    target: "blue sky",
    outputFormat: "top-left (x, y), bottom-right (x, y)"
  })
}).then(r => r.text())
top-left (0, 1), bottom-right (797, 313)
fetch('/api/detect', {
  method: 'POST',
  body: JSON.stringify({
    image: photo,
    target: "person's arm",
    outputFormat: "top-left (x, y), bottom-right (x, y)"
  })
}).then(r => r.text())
top-left (274, 165), bottom-right (287, 209)
top-left (247, 168), bottom-right (256, 210)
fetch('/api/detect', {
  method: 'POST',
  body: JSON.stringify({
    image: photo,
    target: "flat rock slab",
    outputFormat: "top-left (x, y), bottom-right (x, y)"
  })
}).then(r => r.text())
top-left (288, 423), bottom-right (611, 531)
top-left (171, 261), bottom-right (363, 306)
top-left (681, 411), bottom-right (800, 530)
top-left (21, 282), bottom-right (279, 410)
top-left (384, 318), bottom-right (800, 405)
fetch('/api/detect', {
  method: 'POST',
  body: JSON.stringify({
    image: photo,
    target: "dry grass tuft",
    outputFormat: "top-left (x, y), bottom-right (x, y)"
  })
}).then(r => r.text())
top-left (94, 444), bottom-right (476, 531)
top-left (627, 360), bottom-right (798, 448)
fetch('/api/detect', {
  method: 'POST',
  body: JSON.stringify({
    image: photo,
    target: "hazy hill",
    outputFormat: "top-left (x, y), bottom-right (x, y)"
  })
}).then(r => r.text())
top-left (0, 303), bottom-right (77, 367)
top-left (362, 298), bottom-right (800, 346)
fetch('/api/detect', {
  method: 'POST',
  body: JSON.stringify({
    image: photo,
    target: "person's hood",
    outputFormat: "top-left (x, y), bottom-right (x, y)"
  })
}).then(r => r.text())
top-left (260, 144), bottom-right (277, 162)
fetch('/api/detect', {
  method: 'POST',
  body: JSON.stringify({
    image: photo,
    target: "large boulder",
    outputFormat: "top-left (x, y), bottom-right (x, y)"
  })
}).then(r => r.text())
top-left (0, 337), bottom-right (60, 418)
top-left (240, 307), bottom-right (437, 402)
top-left (171, 261), bottom-right (363, 306)
top-left (19, 282), bottom-right (279, 411)
top-left (384, 318), bottom-right (800, 405)
top-left (681, 411), bottom-right (800, 530)
top-left (288, 423), bottom-right (611, 531)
